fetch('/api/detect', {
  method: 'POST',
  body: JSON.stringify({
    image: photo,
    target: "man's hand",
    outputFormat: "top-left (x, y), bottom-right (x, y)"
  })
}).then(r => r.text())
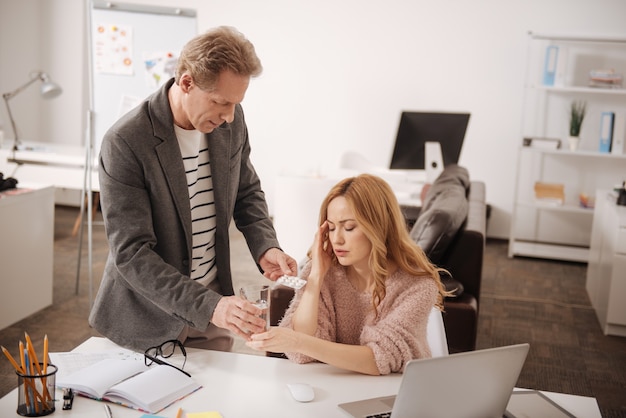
top-left (259, 248), bottom-right (298, 280)
top-left (211, 296), bottom-right (267, 340)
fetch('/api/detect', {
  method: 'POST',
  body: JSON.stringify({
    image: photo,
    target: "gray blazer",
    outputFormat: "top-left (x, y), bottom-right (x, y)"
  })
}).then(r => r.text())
top-left (88, 78), bottom-right (280, 351)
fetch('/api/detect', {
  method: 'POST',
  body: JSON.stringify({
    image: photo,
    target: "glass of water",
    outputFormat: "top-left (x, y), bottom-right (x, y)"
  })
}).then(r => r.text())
top-left (239, 284), bottom-right (271, 331)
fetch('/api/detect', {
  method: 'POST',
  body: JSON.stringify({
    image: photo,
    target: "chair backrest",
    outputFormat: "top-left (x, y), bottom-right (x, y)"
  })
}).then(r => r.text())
top-left (427, 307), bottom-right (449, 357)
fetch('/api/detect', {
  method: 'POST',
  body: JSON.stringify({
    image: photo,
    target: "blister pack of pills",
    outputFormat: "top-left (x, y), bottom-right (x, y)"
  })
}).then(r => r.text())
top-left (276, 275), bottom-right (307, 289)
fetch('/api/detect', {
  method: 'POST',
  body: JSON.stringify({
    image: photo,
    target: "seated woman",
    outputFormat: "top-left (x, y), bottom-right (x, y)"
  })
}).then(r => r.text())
top-left (246, 174), bottom-right (449, 375)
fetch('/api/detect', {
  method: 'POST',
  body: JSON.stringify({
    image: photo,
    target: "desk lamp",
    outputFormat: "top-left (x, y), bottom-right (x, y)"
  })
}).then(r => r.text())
top-left (2, 71), bottom-right (62, 153)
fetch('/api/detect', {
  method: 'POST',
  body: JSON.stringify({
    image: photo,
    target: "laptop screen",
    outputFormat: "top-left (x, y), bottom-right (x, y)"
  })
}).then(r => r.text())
top-left (338, 343), bottom-right (529, 418)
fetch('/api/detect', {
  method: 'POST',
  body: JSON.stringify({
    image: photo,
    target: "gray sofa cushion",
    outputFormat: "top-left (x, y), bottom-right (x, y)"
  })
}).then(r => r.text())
top-left (410, 164), bottom-right (470, 264)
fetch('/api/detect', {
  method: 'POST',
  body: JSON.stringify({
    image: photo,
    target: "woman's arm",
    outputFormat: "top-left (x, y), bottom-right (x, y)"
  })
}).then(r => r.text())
top-left (247, 327), bottom-right (380, 375)
top-left (290, 279), bottom-right (322, 335)
top-left (290, 222), bottom-right (333, 334)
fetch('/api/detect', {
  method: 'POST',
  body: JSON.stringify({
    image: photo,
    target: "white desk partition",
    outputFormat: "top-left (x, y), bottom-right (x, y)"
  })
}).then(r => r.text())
top-left (0, 337), bottom-right (602, 417)
top-left (0, 185), bottom-right (55, 329)
top-left (0, 141), bottom-right (100, 301)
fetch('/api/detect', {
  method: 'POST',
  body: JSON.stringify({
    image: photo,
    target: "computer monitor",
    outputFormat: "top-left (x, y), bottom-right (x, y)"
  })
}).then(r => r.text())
top-left (389, 111), bottom-right (470, 170)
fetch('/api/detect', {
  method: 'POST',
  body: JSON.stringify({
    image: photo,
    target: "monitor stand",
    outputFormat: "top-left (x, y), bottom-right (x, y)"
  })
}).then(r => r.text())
top-left (425, 141), bottom-right (444, 183)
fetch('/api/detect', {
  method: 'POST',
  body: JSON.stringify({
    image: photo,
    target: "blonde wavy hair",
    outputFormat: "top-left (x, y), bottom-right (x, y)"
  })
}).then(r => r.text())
top-left (317, 174), bottom-right (449, 313)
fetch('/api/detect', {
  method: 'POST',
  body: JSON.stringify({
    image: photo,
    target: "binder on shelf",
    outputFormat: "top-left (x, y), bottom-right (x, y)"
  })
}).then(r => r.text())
top-left (599, 111), bottom-right (615, 153)
top-left (611, 113), bottom-right (625, 155)
top-left (542, 45), bottom-right (558, 86)
top-left (554, 46), bottom-right (568, 87)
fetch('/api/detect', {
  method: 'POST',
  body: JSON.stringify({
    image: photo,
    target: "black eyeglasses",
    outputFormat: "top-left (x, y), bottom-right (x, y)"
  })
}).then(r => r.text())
top-left (144, 339), bottom-right (190, 377)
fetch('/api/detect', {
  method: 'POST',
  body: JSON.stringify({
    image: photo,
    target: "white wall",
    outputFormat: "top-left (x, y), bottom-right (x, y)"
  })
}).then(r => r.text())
top-left (1, 0), bottom-right (626, 238)
top-left (0, 0), bottom-right (85, 145)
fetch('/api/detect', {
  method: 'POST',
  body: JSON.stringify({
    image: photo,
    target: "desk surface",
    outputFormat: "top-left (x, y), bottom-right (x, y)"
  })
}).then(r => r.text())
top-left (0, 337), bottom-right (601, 417)
top-left (0, 141), bottom-right (99, 192)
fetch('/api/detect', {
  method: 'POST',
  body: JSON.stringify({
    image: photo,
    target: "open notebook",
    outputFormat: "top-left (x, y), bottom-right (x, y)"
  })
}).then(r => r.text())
top-left (56, 358), bottom-right (201, 413)
top-left (339, 343), bottom-right (529, 418)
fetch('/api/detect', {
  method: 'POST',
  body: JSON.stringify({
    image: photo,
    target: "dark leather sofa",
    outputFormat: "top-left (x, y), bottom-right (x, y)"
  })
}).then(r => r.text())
top-left (269, 165), bottom-right (486, 355)
top-left (404, 165), bottom-right (486, 353)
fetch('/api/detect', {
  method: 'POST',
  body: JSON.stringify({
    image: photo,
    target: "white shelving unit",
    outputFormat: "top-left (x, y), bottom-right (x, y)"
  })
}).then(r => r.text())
top-left (509, 32), bottom-right (626, 262)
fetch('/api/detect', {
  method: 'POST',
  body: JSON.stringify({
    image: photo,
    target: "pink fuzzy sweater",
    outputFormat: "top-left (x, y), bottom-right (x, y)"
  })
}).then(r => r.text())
top-left (278, 262), bottom-right (438, 374)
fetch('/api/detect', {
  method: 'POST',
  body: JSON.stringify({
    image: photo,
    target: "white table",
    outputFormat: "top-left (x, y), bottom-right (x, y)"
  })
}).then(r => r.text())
top-left (0, 337), bottom-right (602, 417)
top-left (0, 184), bottom-right (55, 329)
top-left (0, 141), bottom-right (99, 206)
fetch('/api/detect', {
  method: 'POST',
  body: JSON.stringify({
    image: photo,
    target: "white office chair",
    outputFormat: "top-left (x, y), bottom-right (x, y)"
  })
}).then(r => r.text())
top-left (427, 307), bottom-right (449, 357)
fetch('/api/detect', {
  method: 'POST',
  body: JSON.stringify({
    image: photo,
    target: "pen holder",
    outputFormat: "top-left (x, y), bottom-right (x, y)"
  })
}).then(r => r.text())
top-left (16, 363), bottom-right (57, 416)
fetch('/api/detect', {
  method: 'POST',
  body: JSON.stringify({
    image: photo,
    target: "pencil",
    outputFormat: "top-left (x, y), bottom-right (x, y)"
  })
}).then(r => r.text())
top-left (1, 346), bottom-right (24, 373)
top-left (18, 341), bottom-right (32, 411)
top-left (19, 341), bottom-right (26, 372)
top-left (42, 335), bottom-right (51, 402)
top-left (42, 335), bottom-right (48, 374)
top-left (25, 333), bottom-right (50, 406)
top-left (176, 407), bottom-right (184, 418)
top-left (23, 348), bottom-right (34, 413)
top-left (25, 333), bottom-right (43, 375)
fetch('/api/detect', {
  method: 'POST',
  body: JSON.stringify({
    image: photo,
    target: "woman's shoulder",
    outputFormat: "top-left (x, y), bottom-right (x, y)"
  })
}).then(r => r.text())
top-left (387, 269), bottom-right (437, 294)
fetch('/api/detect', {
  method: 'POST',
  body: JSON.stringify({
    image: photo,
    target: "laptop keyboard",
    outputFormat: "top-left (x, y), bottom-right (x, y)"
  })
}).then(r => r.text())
top-left (366, 413), bottom-right (391, 418)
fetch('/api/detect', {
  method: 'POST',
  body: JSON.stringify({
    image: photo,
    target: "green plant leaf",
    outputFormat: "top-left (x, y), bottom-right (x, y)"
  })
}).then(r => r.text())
top-left (569, 100), bottom-right (586, 137)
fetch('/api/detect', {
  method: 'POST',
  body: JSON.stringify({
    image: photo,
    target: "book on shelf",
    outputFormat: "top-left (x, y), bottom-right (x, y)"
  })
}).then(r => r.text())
top-left (56, 358), bottom-right (201, 413)
top-left (599, 111), bottom-right (615, 153)
top-left (588, 69), bottom-right (623, 89)
top-left (534, 182), bottom-right (564, 205)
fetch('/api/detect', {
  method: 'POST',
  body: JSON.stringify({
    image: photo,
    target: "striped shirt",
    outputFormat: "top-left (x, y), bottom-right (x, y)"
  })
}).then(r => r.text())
top-left (174, 125), bottom-right (217, 286)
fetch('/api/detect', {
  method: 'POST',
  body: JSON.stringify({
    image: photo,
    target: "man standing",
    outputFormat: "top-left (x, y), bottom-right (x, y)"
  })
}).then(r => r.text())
top-left (89, 26), bottom-right (296, 352)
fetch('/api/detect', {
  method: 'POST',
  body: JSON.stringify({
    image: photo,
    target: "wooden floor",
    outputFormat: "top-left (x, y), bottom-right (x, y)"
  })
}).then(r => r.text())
top-left (1, 206), bottom-right (625, 416)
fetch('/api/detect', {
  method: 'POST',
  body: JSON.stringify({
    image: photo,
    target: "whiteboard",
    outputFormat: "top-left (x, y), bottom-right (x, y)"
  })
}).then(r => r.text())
top-left (88, 0), bottom-right (197, 154)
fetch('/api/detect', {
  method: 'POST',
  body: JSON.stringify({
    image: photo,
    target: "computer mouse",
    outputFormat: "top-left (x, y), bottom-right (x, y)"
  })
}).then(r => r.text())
top-left (286, 382), bottom-right (315, 402)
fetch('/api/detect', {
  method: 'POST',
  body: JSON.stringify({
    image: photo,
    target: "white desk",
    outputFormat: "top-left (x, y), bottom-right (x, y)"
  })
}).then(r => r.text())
top-left (0, 337), bottom-right (602, 417)
top-left (0, 141), bottom-right (99, 206)
top-left (0, 184), bottom-right (55, 329)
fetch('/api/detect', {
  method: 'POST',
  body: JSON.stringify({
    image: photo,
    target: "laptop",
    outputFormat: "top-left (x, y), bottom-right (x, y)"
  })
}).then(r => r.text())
top-left (338, 343), bottom-right (530, 418)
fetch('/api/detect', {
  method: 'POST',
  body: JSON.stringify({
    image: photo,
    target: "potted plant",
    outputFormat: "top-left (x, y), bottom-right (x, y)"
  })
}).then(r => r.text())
top-left (568, 100), bottom-right (586, 151)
